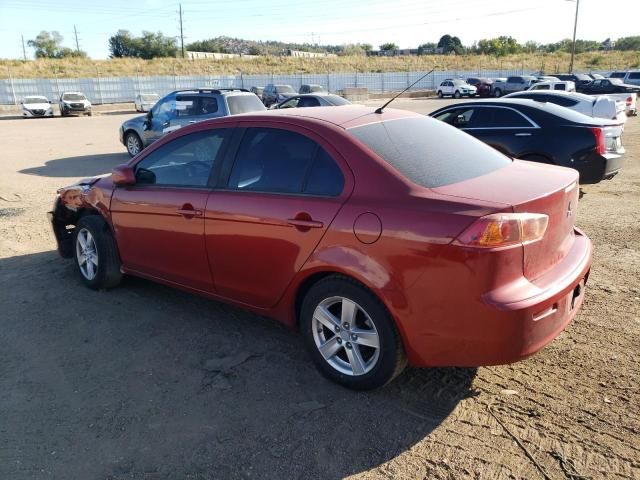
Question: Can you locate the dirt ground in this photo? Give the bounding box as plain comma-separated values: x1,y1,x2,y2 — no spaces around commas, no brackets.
0,100,638,480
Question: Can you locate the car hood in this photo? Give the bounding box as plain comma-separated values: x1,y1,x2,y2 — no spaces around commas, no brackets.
122,114,147,128
23,103,50,109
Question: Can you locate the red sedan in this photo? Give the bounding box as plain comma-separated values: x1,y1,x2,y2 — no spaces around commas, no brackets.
50,105,592,390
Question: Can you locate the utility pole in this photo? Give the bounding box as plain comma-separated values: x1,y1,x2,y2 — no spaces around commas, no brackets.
179,3,185,58
74,25,80,54
569,0,580,73
21,34,27,61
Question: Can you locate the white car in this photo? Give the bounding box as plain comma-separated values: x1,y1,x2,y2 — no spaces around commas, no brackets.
134,93,160,112
58,92,92,116
21,96,53,118
504,90,626,122
437,79,477,98
528,80,576,92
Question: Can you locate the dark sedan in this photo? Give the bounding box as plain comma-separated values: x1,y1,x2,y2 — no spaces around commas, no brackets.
271,93,351,109
466,77,493,97
577,78,640,95
430,99,624,184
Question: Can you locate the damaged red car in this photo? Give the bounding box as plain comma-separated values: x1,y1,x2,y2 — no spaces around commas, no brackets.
49,106,592,390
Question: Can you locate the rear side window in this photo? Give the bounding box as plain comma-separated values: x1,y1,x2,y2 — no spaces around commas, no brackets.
554,84,566,90
175,95,199,117
629,72,640,79
226,95,266,115
548,96,578,107
227,128,343,196
349,117,510,188
469,107,533,128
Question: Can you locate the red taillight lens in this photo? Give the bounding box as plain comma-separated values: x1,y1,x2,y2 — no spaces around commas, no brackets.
626,96,632,106
590,127,606,155
454,213,549,249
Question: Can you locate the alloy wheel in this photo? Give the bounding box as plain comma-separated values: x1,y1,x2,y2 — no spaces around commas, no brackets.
127,134,141,156
76,228,99,280
311,296,381,376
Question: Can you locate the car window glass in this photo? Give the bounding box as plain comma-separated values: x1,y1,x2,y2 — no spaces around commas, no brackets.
535,84,550,90
199,97,219,115
303,148,344,196
227,95,266,114
175,95,200,117
297,97,321,107
468,107,531,128
554,84,566,90
629,72,640,79
279,98,300,108
135,130,227,187
228,128,319,194
153,96,174,121
548,96,577,107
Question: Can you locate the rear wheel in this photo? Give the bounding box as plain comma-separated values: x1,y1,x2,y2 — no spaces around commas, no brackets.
73,215,122,290
125,132,142,157
300,276,406,390
454,90,461,99
494,88,503,97
437,90,443,98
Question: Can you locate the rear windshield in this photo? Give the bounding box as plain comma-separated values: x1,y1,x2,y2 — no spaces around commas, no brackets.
227,95,267,115
275,85,295,93
326,95,351,106
349,117,511,188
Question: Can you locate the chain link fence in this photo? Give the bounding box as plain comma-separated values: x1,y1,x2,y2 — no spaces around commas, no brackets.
0,69,614,105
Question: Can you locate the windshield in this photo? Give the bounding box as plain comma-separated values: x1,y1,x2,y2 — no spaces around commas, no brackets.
141,94,159,102
326,95,351,106
63,93,86,101
227,95,267,115
349,117,510,188
275,85,295,93
24,97,48,104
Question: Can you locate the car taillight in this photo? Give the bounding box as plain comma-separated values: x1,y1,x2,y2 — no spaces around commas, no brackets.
590,127,606,155
626,96,632,106
453,213,548,249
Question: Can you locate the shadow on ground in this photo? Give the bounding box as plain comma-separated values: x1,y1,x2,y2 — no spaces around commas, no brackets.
0,251,477,480
19,152,129,178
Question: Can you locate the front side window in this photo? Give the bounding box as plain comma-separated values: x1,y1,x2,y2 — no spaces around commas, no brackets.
296,97,321,108
278,98,300,109
174,95,200,117
227,128,342,196
135,130,227,187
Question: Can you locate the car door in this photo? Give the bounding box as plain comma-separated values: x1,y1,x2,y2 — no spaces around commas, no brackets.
111,128,231,292
143,93,176,145
463,106,539,157
204,125,350,308
166,94,205,133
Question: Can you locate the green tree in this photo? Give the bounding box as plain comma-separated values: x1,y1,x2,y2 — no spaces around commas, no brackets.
340,44,366,56
476,36,521,56
417,42,437,55
379,43,399,51
27,31,68,58
108,30,177,59
523,41,540,53
108,30,139,58
437,34,464,54
615,36,640,50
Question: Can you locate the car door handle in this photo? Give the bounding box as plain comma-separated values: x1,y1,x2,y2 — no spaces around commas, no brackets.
177,204,202,218
188,120,198,124
514,132,532,136
287,218,323,229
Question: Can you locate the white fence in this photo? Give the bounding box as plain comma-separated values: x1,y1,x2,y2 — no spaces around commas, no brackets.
0,69,610,105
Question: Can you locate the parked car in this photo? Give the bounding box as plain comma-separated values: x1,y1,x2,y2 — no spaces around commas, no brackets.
21,95,53,118
58,92,92,116
271,93,351,109
528,80,576,92
49,105,592,390
490,77,507,96
134,93,160,113
119,88,266,157
250,86,264,99
262,84,296,106
578,78,640,95
429,99,625,184
299,84,326,94
608,70,640,86
492,76,538,97
466,77,493,97
612,93,638,116
554,73,594,88
504,90,626,122
436,79,477,98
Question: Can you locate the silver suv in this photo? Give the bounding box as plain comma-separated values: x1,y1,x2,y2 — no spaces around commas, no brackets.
119,88,266,157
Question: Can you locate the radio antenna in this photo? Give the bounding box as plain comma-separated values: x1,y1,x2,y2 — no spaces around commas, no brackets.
375,66,439,114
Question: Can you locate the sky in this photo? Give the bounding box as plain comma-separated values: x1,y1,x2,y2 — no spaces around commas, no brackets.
0,0,637,59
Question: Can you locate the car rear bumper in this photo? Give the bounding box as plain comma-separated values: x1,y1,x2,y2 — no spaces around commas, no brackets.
573,151,624,184
403,229,592,367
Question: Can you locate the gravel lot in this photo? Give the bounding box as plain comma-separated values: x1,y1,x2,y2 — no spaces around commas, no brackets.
1,99,639,480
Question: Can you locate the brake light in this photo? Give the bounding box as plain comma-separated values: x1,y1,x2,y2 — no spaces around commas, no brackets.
590,127,606,155
454,213,548,248
626,96,632,106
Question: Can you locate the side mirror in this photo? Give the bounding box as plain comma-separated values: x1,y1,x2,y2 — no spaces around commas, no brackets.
112,164,136,186
146,110,153,120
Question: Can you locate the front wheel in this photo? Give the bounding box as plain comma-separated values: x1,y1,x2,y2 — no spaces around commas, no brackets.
494,88,502,97
125,132,142,157
454,90,461,99
300,276,407,390
437,90,443,98
73,215,122,290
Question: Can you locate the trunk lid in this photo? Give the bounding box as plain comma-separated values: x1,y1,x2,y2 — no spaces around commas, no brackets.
433,160,579,280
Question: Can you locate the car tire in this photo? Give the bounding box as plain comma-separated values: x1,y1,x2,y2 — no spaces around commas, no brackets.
125,132,143,157
300,275,407,390
437,90,443,98
87,111,92,117
454,90,461,99
73,215,122,290
494,88,502,97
